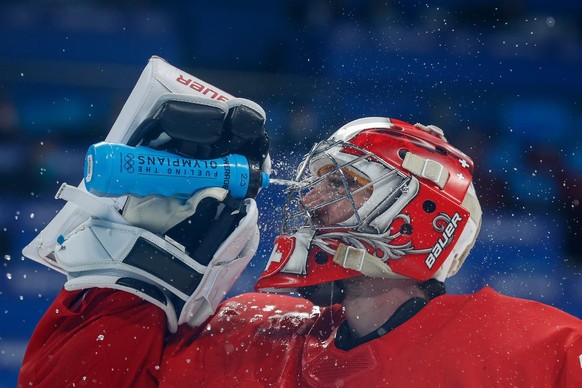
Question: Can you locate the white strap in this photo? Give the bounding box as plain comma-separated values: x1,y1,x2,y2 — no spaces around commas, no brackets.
332,243,405,279
402,152,449,189
56,183,128,225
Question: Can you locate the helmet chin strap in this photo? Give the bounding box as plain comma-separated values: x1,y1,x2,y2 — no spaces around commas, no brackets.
333,243,408,279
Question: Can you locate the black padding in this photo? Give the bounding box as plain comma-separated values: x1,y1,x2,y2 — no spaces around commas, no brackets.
225,104,266,140
123,237,204,296
116,277,168,305
127,115,162,147
250,132,270,162
166,195,245,266
165,196,221,256
210,104,269,162
192,196,245,266
128,99,269,168
160,100,226,144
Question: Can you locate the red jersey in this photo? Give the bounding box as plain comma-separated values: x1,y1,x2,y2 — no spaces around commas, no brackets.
18,288,167,387
20,287,582,387
161,287,582,387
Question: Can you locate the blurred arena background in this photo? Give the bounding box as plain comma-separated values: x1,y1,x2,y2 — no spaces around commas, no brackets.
1,1,581,385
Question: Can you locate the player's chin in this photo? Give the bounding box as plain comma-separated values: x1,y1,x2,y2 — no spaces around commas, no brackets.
298,282,346,306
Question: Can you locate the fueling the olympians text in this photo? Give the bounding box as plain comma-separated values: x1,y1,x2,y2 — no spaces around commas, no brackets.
135,153,221,180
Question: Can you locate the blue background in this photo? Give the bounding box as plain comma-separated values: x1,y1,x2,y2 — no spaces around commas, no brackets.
1,1,581,386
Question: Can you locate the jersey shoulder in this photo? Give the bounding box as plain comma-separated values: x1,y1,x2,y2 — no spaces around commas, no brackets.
462,286,582,326
426,286,582,347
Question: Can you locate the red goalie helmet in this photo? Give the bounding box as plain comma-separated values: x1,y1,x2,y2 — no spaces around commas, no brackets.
255,117,482,293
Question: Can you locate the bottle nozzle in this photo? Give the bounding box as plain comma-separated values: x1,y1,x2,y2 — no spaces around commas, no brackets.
260,172,270,189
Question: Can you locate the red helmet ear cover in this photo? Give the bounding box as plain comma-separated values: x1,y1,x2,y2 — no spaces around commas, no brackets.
384,183,471,281
255,235,361,291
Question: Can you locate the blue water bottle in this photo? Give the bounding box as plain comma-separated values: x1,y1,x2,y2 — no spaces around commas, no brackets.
84,142,269,199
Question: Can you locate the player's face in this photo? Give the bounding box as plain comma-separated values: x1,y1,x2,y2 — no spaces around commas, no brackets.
302,165,373,226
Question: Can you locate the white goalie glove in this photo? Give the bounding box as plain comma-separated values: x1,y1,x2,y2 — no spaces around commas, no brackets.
56,190,259,332
22,56,270,332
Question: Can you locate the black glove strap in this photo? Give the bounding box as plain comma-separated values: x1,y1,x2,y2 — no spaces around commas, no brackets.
192,195,246,266
163,194,245,267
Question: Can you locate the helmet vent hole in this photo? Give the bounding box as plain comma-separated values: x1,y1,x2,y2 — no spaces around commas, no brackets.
423,200,437,213
435,146,448,155
398,149,409,159
314,251,328,265
400,223,413,235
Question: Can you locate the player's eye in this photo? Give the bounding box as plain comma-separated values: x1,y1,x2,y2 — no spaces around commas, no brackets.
327,176,343,189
